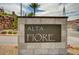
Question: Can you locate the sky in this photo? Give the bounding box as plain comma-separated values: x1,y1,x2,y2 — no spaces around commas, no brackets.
0,3,79,21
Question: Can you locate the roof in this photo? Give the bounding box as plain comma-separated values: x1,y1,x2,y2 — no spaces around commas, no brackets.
67,19,79,25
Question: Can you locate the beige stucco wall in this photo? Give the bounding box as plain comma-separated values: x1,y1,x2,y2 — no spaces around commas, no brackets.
18,17,67,55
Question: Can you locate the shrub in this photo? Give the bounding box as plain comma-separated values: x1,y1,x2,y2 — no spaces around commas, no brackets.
8,31,12,34
1,31,7,34
13,32,17,34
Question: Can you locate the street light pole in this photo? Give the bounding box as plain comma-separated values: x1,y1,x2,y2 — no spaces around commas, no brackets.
58,3,66,16
20,3,22,16
63,4,66,16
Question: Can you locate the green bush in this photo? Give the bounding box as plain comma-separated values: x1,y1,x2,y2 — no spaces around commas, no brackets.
13,32,17,34
1,31,7,34
8,31,12,34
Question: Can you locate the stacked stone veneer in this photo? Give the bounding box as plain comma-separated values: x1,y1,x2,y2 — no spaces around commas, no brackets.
0,16,13,30
18,16,67,55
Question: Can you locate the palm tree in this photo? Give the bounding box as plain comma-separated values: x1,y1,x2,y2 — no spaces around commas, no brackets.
29,3,40,16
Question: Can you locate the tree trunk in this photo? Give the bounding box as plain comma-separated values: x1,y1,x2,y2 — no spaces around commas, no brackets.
34,8,36,16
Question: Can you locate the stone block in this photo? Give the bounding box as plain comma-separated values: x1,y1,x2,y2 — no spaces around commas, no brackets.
26,18,41,24
19,49,34,55
34,49,48,55
58,48,67,55
41,18,56,24
48,48,59,55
